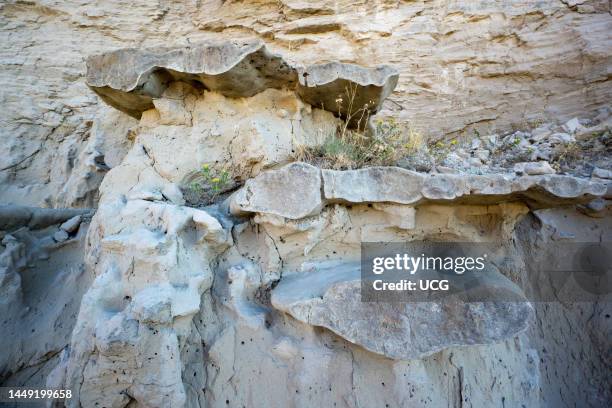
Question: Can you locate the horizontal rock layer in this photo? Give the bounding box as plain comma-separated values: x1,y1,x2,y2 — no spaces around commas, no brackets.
231,163,607,219
86,39,398,120
0,204,92,230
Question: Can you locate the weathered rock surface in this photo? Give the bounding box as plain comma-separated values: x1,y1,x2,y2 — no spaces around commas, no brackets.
231,162,323,219
324,167,606,207
296,62,399,123
1,220,92,386
86,40,297,118
271,262,533,360
322,167,425,204
231,163,607,216
86,40,398,120
2,0,611,207
0,204,91,230
2,2,611,406
64,198,231,407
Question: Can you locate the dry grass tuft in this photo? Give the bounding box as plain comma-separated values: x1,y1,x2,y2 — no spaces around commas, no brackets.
291,82,426,169
291,119,424,170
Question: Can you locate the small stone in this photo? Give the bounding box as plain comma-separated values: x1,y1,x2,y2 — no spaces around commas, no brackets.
586,198,607,212
563,118,584,134
53,229,69,242
592,168,612,180
473,149,490,161
530,126,552,142
60,215,82,233
503,133,528,149
442,152,463,168
470,138,481,150
534,147,552,161
486,134,498,147
514,161,555,175
549,133,575,144
435,166,459,174
468,157,483,167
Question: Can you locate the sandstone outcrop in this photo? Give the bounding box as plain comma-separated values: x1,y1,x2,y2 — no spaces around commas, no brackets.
230,164,606,217
231,162,323,219
1,3,611,406
2,1,611,207
1,212,91,387
86,39,398,122
0,204,91,230
271,262,533,360
64,200,230,407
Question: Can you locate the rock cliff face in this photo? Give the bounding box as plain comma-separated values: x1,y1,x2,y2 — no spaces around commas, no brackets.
1,3,611,408
1,0,611,206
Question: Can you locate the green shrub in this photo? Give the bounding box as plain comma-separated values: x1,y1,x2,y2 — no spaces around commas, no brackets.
188,164,232,205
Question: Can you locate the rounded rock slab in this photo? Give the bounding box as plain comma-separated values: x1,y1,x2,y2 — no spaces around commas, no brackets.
230,162,323,220
85,39,399,121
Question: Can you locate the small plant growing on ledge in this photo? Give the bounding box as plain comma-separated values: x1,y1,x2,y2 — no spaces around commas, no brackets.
292,83,424,170
292,119,421,170
186,164,233,206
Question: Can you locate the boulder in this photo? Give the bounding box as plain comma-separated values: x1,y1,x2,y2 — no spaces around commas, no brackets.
230,162,323,219
271,263,533,360
60,215,82,234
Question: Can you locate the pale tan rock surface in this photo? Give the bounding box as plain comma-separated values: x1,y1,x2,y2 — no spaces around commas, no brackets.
230,163,607,214
1,0,611,206
85,40,398,122
1,2,611,407
271,262,533,360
